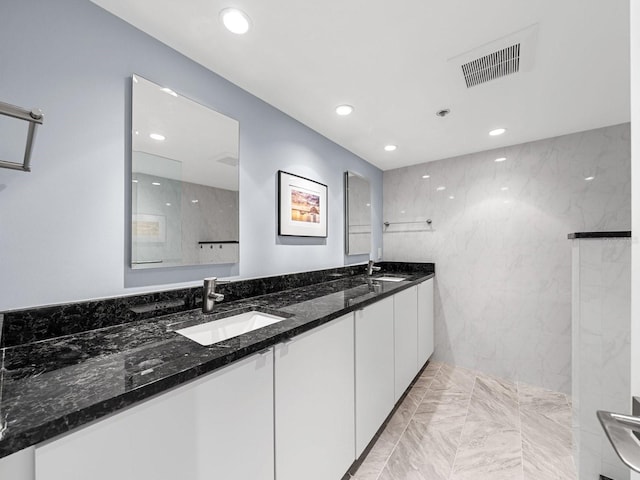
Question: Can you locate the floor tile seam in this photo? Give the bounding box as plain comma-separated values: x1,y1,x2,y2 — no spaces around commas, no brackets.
447,372,478,480
372,362,443,480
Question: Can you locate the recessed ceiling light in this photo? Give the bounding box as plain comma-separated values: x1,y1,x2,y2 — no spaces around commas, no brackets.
335,104,354,116
165,203,171,206
489,128,507,136
585,176,595,181
150,133,165,141
422,175,430,179
191,199,199,204
449,195,455,200
384,145,397,152
152,182,161,186
366,203,371,207
436,186,446,191
220,8,251,34
161,87,177,97
495,157,507,163
501,186,509,191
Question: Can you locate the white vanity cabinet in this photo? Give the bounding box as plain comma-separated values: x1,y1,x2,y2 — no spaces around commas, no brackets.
0,447,35,480
354,296,395,457
274,313,355,480
35,350,274,480
393,285,419,401
417,277,434,366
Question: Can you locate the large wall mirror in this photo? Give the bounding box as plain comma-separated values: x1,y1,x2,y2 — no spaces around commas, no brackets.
344,171,371,255
131,74,239,269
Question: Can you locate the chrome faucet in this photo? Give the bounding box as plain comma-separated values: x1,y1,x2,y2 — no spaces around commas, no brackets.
367,260,381,276
203,277,225,314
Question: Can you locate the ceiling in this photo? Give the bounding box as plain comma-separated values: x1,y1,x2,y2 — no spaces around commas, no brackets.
91,0,630,171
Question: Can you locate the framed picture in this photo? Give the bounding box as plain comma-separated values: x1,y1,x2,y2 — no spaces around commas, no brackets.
278,170,328,237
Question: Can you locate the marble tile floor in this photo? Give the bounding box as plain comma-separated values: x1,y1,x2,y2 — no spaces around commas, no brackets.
352,362,576,480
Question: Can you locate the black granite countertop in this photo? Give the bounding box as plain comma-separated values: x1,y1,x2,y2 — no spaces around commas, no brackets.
0,269,434,459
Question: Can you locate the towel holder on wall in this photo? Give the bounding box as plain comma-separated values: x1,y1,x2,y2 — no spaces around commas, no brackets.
0,100,44,172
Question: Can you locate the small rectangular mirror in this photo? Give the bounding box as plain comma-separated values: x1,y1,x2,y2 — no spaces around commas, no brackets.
131,75,239,268
344,171,371,255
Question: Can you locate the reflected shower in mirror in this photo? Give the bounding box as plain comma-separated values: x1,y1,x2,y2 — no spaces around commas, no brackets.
131,74,239,268
344,171,371,255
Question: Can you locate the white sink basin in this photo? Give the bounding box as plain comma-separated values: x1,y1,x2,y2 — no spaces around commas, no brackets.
175,311,286,346
374,276,406,282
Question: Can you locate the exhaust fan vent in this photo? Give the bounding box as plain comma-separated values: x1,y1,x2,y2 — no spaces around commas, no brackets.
461,43,520,88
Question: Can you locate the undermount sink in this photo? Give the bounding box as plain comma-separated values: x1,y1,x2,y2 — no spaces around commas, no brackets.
374,276,406,282
175,311,286,346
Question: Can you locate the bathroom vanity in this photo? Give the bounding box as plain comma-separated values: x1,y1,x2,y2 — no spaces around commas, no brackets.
0,263,434,480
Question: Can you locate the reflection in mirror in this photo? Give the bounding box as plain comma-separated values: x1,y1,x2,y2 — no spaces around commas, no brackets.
345,171,371,255
131,75,239,268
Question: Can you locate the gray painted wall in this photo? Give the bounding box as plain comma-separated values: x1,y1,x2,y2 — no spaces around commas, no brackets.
0,0,382,310
383,124,631,393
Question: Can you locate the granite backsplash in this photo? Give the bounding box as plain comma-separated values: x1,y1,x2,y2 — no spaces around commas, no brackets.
1,262,434,348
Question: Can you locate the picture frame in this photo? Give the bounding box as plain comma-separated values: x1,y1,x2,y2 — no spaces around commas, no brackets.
278,170,328,237
132,213,166,243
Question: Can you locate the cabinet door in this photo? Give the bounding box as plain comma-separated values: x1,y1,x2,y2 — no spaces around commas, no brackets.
35,350,274,480
275,314,355,480
417,278,435,367
354,297,395,457
394,286,418,401
0,447,35,480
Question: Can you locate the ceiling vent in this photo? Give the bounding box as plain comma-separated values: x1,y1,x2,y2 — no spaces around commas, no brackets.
461,44,520,88
447,24,538,90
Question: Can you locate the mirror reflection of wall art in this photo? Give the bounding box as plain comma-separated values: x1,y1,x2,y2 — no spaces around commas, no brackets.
278,170,327,237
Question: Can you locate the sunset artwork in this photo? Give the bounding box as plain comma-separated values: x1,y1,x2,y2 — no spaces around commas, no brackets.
290,188,320,223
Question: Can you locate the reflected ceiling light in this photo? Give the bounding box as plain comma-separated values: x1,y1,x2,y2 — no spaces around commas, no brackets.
436,186,446,191
501,186,509,191
422,174,430,179
165,203,171,206
489,128,507,136
220,8,251,34
384,144,397,152
494,157,506,162
161,87,177,97
335,104,354,116
152,182,161,186
449,195,455,200
132,179,138,183
585,176,595,181
366,203,371,207
149,133,165,141
134,130,139,135
191,199,199,204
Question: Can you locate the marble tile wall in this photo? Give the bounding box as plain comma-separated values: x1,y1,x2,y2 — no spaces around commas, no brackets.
572,238,631,480
383,123,631,393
